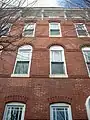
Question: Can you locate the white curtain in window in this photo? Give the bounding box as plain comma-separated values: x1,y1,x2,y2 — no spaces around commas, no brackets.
17,49,31,61
51,50,62,62
50,23,59,29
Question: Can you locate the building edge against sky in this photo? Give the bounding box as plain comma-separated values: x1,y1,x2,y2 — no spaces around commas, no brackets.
0,7,90,120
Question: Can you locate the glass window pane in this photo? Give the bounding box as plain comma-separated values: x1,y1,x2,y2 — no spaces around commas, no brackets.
14,61,29,74
87,63,90,73
57,110,65,120
50,30,60,35
24,30,33,36
77,30,87,36
84,51,90,62
51,62,65,74
76,24,85,30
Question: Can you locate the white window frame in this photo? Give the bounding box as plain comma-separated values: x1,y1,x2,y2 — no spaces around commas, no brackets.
85,96,90,120
11,45,33,77
22,23,36,37
49,22,62,37
49,46,68,78
50,103,72,120
74,23,89,37
3,102,26,120
82,47,90,77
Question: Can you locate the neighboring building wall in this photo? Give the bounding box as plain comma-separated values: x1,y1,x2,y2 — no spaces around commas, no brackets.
0,8,90,120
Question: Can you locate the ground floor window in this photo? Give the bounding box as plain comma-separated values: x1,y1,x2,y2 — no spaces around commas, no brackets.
50,103,72,120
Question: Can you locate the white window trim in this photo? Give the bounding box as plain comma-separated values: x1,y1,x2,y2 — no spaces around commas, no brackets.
74,23,90,37
82,47,90,77
85,96,90,120
3,102,26,120
49,22,62,37
50,103,72,120
22,23,36,37
11,45,33,77
49,46,68,78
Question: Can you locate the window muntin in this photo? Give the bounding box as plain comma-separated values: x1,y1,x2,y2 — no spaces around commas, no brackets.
3,103,25,120
50,46,68,77
12,45,32,77
82,47,90,76
75,23,89,37
50,103,72,120
49,22,61,37
23,23,36,37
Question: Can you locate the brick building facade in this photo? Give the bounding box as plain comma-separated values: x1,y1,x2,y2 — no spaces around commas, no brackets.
0,7,90,120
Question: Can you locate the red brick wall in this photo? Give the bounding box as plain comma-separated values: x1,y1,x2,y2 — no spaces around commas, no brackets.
0,19,90,120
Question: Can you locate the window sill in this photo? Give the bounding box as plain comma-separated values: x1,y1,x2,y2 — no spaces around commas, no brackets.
23,35,34,37
49,35,62,37
49,74,68,78
11,74,29,77
78,35,90,37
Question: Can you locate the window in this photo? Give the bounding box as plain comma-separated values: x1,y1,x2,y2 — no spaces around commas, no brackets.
23,23,36,37
75,23,89,37
85,96,90,120
1,23,12,37
3,102,26,120
49,22,61,37
0,45,3,54
50,103,72,120
82,47,90,77
11,45,33,77
50,46,68,78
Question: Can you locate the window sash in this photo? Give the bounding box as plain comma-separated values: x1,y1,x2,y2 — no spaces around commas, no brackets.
17,49,31,61
77,30,88,36
14,61,29,74
4,105,24,120
87,62,90,73
76,24,85,30
52,106,69,120
50,23,60,29
51,50,63,62
24,29,34,36
83,51,90,62
51,62,65,74
50,29,60,35
24,24,34,30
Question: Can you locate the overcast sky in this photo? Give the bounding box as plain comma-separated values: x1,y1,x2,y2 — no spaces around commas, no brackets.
27,0,87,8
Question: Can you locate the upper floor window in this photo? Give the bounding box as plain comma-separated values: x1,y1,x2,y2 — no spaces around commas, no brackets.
3,102,26,120
50,103,72,120
1,23,12,37
75,23,89,37
85,96,90,120
11,45,33,77
0,45,3,54
49,22,62,37
49,46,68,78
23,23,36,37
82,47,90,77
